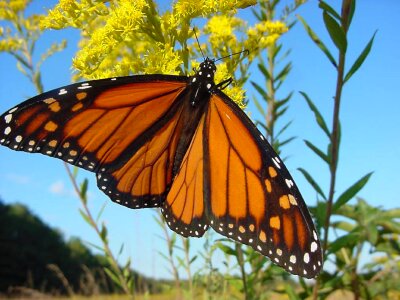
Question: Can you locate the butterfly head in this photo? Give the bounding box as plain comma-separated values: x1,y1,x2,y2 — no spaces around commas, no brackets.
194,57,217,83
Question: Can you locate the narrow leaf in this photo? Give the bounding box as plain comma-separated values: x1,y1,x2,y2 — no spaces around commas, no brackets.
300,91,330,138
344,31,376,83
319,1,341,21
79,209,93,227
251,96,266,117
298,168,327,200
80,179,88,203
251,81,268,101
257,62,271,80
275,62,292,83
348,0,356,27
278,136,295,147
96,201,107,223
216,243,237,256
100,223,108,242
104,267,122,288
328,232,360,254
323,11,347,52
276,120,293,138
298,15,337,68
304,140,330,164
285,283,302,300
333,172,373,212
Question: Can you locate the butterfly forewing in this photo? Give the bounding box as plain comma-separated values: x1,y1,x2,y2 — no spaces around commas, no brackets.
0,75,188,209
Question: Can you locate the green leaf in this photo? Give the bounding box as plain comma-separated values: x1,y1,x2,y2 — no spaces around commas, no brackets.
275,62,292,83
79,209,93,227
271,43,282,61
328,232,360,254
278,136,295,148
96,201,107,223
100,223,108,242
300,91,331,138
251,81,268,102
189,255,197,264
276,120,293,138
86,241,104,252
298,168,327,200
257,62,271,80
367,223,378,244
275,92,293,110
80,179,88,203
348,0,356,27
304,140,330,164
275,106,288,119
104,267,122,288
323,11,347,52
285,283,302,300
344,31,376,83
319,1,341,21
298,15,337,68
251,96,266,117
216,243,237,256
333,172,373,212
72,166,79,178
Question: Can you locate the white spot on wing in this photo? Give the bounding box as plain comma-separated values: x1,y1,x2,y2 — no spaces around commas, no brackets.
290,255,296,264
9,107,18,113
285,179,294,188
15,135,22,142
4,114,12,123
58,88,67,95
272,157,281,169
311,241,318,252
304,253,310,263
4,127,11,135
206,83,211,89
78,83,92,90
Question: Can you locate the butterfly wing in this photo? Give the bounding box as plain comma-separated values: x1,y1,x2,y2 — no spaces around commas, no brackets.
0,75,189,208
202,91,322,278
162,114,208,237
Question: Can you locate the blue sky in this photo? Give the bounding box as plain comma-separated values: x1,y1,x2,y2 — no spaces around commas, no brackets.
0,1,399,279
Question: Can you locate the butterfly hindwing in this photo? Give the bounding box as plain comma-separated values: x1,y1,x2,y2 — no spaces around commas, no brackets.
203,92,322,278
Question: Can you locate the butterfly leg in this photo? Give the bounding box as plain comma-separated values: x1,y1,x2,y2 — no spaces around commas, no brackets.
215,78,233,91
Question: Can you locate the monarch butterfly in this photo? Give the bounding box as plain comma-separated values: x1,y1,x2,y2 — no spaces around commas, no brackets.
0,56,322,278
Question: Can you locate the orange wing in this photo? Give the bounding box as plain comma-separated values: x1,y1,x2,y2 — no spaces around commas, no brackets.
202,92,322,278
162,115,208,237
0,75,188,208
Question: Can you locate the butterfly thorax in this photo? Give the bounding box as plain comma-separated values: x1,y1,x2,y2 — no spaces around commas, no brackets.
188,57,216,107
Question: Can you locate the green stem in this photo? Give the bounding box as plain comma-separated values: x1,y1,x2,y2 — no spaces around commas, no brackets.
64,165,132,296
236,244,248,300
314,1,353,298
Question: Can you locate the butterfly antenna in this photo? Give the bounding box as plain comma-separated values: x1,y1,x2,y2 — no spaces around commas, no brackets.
215,49,250,62
193,28,205,59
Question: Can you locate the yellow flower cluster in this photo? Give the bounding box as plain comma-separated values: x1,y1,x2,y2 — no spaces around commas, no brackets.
71,0,148,76
143,43,183,75
204,15,244,53
246,20,288,53
39,0,109,29
173,0,256,20
214,62,246,108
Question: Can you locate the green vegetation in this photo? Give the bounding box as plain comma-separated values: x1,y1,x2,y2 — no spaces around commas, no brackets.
0,0,399,299
0,200,169,296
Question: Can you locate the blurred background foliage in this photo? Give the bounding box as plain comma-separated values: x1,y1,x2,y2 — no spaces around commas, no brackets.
0,0,399,299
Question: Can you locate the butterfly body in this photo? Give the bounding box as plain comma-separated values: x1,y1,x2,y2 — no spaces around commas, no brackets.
0,57,323,278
